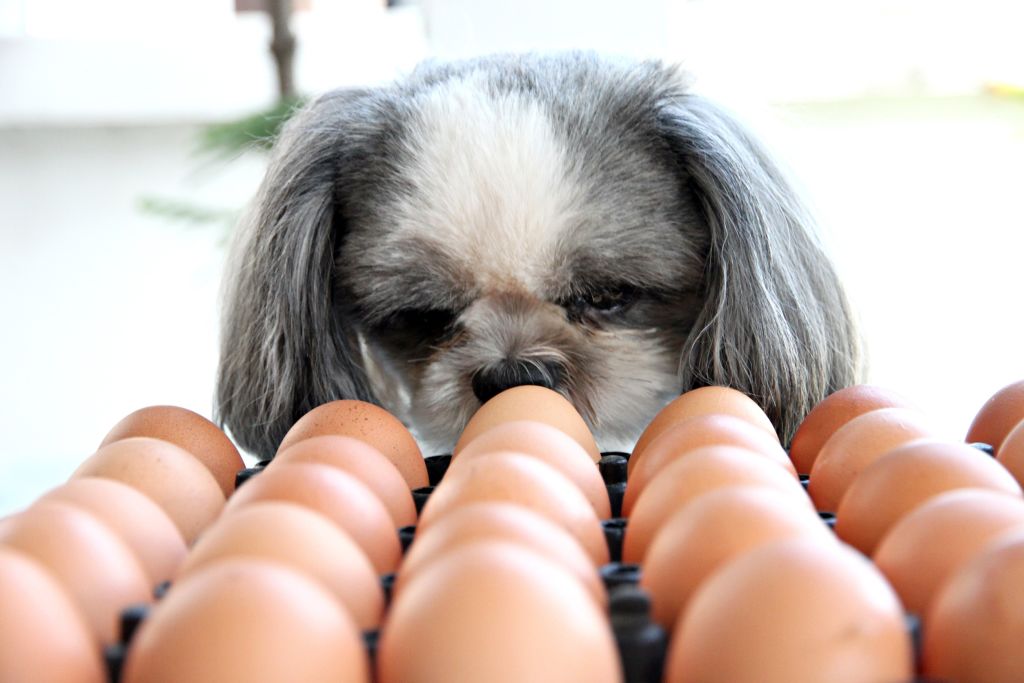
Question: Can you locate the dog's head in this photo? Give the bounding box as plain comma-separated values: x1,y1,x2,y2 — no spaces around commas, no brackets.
216,53,863,457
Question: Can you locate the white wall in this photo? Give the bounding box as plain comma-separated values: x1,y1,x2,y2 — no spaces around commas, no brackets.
0,0,428,125
419,0,674,60
668,0,1024,102
0,124,263,512
415,0,1023,101
3,0,1022,127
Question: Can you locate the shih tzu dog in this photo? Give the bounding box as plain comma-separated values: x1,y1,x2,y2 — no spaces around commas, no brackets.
215,52,863,458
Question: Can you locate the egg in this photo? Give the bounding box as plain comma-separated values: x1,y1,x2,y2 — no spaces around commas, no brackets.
640,486,832,631
453,386,601,462
176,501,383,629
277,399,428,489
394,502,604,606
996,419,1024,488
222,462,401,574
100,405,244,497
273,435,417,527
807,407,935,512
872,488,1024,616
0,548,106,683
923,529,1024,683
628,386,777,477
622,445,811,564
418,452,608,565
36,477,187,586
665,538,912,683
122,559,369,683
835,439,1023,555
72,436,225,544
450,420,610,517
622,413,795,516
789,384,910,474
0,502,151,645
378,541,621,683
966,379,1024,452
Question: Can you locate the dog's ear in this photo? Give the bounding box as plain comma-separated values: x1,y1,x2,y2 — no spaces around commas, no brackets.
215,90,379,457
659,94,864,445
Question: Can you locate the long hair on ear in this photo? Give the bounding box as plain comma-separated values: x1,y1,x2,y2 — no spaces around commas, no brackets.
215,91,378,457
660,94,864,445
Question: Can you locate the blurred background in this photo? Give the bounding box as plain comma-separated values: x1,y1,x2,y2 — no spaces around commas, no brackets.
1,0,1022,514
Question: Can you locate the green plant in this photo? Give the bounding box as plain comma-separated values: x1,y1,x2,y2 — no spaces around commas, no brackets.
199,95,307,157
139,96,306,233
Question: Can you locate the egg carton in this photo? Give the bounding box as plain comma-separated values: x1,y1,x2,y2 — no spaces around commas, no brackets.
104,449,973,683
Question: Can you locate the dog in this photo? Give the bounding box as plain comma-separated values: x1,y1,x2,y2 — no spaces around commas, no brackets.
215,52,863,458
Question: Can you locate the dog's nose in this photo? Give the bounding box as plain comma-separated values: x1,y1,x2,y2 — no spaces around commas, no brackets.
471,360,562,404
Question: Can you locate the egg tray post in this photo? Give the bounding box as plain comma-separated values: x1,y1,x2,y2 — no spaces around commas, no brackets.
103,604,148,683
104,450,940,683
597,451,668,683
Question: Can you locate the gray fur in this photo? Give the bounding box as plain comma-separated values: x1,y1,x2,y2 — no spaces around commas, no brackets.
215,52,863,457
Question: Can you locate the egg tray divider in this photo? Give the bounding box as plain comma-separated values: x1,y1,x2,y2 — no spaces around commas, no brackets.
104,449,964,683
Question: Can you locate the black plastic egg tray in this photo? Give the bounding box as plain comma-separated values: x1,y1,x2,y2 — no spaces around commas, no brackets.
103,449,965,683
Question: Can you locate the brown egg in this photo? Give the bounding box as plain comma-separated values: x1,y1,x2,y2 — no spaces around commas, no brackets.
923,529,1024,683
789,384,910,474
273,435,417,527
622,414,795,516
72,437,225,544
454,386,601,461
123,560,369,683
665,539,912,683
177,502,383,629
629,386,777,477
276,400,427,489
966,379,1024,453
0,502,151,645
873,489,1024,616
418,452,608,566
641,487,832,631
36,477,187,586
378,541,621,683
835,440,1023,555
996,419,1024,488
622,446,811,564
222,462,401,574
0,548,106,683
450,420,610,517
394,502,604,606
100,405,244,497
808,407,935,512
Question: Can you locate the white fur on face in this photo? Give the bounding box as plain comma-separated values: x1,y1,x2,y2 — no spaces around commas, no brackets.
391,74,587,296
361,74,686,453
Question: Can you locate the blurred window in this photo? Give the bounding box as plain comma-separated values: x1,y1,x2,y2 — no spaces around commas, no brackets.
0,0,26,36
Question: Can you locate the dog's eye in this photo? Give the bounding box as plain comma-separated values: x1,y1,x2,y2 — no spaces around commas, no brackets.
566,285,638,319
378,307,458,339
586,289,632,312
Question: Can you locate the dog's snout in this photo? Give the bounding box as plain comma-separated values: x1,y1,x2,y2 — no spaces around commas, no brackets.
471,359,563,404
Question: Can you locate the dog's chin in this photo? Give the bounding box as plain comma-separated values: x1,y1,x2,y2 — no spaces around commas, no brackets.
406,379,680,455
367,349,683,456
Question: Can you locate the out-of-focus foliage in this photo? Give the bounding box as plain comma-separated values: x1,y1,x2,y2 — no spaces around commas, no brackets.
199,95,307,157
140,96,306,231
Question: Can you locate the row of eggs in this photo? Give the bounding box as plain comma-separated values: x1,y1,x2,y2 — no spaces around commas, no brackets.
0,388,617,683
2,380,1024,682
626,381,1024,683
